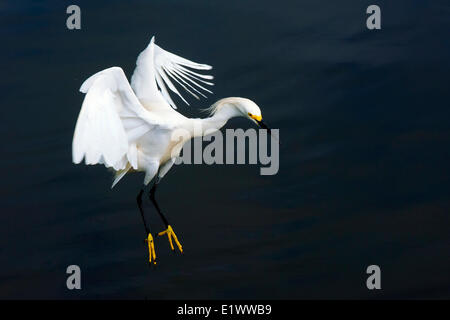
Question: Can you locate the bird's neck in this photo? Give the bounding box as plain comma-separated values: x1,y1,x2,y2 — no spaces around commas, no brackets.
190,104,241,138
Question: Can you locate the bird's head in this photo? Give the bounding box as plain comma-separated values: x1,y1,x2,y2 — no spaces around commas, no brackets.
207,97,272,135
238,98,272,135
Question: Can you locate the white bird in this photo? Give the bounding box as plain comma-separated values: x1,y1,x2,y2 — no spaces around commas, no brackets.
72,36,271,264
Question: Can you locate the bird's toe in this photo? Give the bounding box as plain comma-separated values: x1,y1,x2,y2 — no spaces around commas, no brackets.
158,225,183,253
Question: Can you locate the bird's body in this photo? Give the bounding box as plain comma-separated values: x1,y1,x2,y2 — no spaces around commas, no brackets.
72,36,270,264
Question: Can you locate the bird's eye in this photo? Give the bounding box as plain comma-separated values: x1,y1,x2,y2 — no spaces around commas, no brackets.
248,113,252,117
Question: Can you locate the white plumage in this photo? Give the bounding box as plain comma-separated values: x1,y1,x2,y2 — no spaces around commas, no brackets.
72,36,265,188
72,36,270,263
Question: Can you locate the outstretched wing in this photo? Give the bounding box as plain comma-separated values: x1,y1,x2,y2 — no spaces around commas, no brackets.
131,36,214,109
72,67,160,171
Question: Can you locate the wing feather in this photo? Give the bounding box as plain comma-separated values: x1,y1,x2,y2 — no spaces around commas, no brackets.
131,36,214,110
72,67,158,171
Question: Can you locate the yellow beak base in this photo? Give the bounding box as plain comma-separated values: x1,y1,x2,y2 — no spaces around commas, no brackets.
248,113,262,122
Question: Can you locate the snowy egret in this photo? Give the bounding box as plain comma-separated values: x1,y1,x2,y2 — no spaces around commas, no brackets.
72,36,271,264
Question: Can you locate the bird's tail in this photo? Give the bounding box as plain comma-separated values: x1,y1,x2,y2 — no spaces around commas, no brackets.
111,163,132,189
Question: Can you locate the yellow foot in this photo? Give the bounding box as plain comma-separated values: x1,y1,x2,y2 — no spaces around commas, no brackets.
158,225,183,253
144,233,157,265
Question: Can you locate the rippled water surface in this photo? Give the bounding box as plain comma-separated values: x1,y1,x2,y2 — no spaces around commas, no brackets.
0,0,449,298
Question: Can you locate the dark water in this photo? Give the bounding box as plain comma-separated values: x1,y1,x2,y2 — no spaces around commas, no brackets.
1,0,449,299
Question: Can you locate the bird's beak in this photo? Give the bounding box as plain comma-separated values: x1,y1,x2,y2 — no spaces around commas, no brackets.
249,113,278,142
256,119,272,137
249,113,272,136
259,119,280,144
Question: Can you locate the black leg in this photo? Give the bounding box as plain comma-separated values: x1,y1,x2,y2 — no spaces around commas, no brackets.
137,188,157,264
148,183,183,253
137,189,150,235
149,183,169,227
